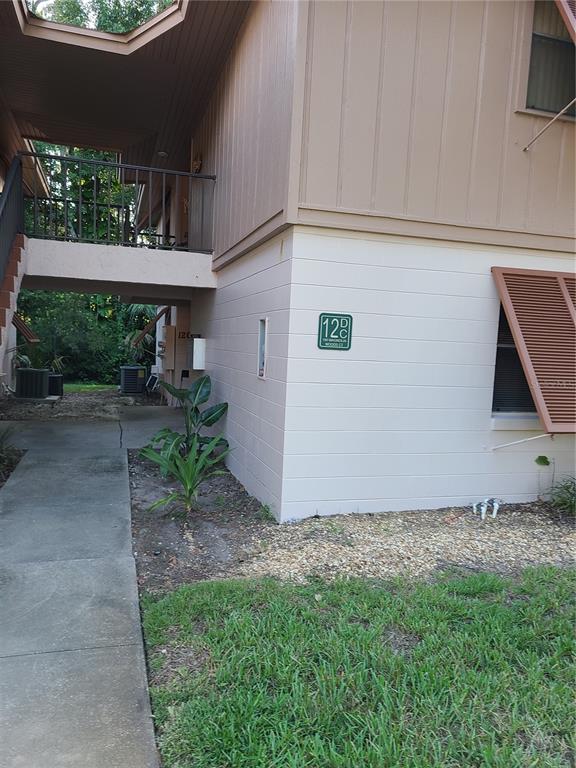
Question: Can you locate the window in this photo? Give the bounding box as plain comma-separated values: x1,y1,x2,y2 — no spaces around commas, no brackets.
491,266,576,433
257,318,268,378
492,307,537,413
526,1,575,116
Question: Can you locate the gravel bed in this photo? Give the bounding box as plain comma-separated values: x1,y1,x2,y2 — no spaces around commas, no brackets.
130,452,575,589
230,503,575,583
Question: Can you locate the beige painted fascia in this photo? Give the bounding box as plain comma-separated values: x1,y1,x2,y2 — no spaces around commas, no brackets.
295,206,576,254
212,211,290,271
12,0,189,55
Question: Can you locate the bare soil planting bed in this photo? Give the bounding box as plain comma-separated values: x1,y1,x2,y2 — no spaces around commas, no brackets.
0,388,158,421
129,451,575,591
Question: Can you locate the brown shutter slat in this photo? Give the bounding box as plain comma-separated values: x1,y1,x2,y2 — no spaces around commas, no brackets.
492,267,576,433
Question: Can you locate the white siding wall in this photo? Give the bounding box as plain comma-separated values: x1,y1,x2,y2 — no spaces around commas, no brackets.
280,228,575,521
205,233,293,517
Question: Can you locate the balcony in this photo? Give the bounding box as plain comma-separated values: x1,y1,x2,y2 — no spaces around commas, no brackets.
20,151,215,254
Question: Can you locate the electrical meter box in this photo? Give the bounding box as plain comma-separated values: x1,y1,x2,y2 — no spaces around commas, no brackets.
192,338,206,370
187,335,206,371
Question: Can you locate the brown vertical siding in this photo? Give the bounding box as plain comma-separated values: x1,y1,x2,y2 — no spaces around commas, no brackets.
193,1,298,263
298,0,575,244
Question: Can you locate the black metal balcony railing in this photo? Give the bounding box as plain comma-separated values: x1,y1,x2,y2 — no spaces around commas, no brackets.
0,157,24,286
20,151,215,253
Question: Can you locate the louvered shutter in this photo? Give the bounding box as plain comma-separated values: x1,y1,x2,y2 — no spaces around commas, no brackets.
491,267,576,433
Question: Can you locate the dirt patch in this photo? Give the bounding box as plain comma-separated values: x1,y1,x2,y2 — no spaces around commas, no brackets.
0,388,160,421
149,625,210,686
130,452,575,592
130,451,268,591
383,627,420,657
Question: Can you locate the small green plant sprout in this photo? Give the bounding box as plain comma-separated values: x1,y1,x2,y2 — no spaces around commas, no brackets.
549,476,576,517
152,375,228,455
140,434,230,514
257,503,276,522
535,455,551,466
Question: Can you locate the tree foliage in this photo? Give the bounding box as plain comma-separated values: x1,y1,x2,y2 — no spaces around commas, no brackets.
29,0,173,34
16,290,156,383
29,142,137,245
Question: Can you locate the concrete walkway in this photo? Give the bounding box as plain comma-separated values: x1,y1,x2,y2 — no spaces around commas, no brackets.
0,407,183,768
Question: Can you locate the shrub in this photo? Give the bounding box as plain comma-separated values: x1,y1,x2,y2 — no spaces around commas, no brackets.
549,476,576,517
140,434,229,514
151,375,228,455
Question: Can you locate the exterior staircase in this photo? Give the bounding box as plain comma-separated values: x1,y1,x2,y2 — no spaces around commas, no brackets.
0,156,26,389
0,234,27,384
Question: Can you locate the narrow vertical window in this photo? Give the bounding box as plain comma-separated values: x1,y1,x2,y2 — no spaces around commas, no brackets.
257,318,268,379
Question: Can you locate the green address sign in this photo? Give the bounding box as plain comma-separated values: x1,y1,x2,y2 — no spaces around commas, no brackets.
317,313,353,350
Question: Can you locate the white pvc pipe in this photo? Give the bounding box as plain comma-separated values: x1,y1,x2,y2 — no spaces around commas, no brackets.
490,433,552,451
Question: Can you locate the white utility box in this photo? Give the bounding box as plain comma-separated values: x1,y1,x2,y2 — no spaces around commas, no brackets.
192,337,206,370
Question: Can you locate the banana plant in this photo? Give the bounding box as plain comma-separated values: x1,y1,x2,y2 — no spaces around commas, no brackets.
151,375,228,455
141,434,229,513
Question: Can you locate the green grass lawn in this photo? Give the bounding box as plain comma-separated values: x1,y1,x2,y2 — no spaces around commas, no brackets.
143,567,575,768
63,382,117,393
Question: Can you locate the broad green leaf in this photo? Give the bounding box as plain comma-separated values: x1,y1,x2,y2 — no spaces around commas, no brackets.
189,375,211,407
199,402,228,427
149,427,180,444
199,435,229,451
158,380,191,403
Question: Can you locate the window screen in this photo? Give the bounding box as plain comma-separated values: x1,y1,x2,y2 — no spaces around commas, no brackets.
526,1,575,115
492,307,537,413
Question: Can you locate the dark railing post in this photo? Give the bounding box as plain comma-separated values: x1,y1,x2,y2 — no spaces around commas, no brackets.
148,169,152,243
161,171,166,246
106,168,111,244
78,160,82,241
63,160,68,238
92,167,97,243
134,168,139,245
175,174,180,246
187,176,192,251
16,156,23,233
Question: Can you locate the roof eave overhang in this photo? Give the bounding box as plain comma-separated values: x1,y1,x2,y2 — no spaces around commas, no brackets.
12,0,189,55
